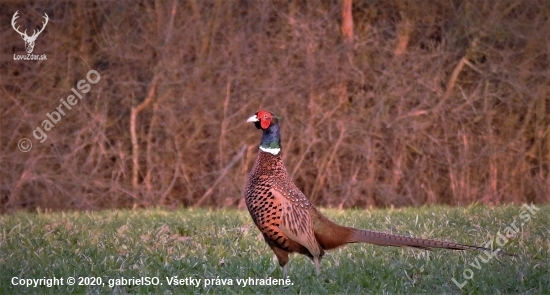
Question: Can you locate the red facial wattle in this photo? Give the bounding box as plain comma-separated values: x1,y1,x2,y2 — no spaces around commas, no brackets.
257,110,272,129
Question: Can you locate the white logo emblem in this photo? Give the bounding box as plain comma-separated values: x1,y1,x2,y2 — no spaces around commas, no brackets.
12,11,48,60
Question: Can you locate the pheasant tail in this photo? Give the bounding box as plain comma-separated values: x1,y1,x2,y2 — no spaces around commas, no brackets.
310,209,492,252
349,229,489,251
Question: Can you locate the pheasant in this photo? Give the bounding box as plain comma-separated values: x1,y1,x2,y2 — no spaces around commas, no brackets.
245,109,508,276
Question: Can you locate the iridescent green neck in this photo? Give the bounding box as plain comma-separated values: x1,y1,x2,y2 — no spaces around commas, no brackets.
259,123,281,155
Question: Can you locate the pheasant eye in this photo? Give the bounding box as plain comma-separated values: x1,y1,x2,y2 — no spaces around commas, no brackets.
257,110,272,122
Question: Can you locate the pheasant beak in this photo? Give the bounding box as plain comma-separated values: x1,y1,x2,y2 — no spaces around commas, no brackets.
246,115,259,123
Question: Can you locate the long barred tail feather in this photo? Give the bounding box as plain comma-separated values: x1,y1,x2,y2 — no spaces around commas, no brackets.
350,229,516,256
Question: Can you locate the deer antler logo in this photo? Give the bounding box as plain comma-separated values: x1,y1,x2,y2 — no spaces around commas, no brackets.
11,11,49,54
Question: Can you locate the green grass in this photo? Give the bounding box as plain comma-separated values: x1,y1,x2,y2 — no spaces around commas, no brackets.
1,204,548,294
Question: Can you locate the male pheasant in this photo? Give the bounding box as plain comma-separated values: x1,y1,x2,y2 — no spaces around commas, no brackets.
245,110,500,276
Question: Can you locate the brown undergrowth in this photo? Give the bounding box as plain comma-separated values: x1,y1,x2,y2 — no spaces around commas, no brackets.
1,0,548,212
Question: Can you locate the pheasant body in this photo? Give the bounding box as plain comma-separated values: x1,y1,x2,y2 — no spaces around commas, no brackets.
245,110,502,276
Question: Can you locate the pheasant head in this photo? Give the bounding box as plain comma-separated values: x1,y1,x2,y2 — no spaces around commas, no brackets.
247,110,282,155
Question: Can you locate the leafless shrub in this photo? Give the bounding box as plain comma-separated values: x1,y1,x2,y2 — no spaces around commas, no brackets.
1,0,548,212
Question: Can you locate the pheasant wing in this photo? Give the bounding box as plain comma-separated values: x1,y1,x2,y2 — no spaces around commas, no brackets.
270,187,321,258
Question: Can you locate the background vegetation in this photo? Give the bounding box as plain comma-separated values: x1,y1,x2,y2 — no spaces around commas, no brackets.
1,205,548,294
1,0,549,212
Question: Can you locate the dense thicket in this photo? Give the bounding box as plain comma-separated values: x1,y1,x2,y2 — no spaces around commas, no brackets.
1,0,548,212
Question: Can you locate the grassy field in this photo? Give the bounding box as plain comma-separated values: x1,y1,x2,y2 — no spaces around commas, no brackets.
1,204,548,294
